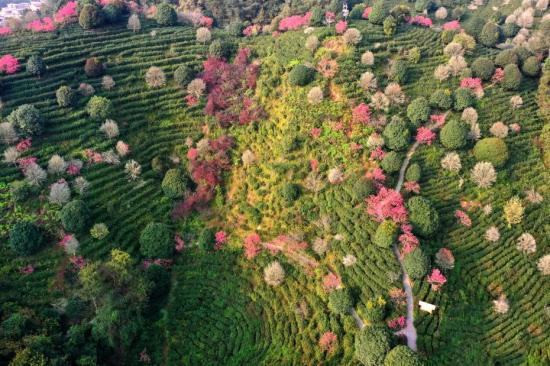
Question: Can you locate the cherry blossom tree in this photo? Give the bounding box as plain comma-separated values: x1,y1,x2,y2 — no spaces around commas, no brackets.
427,269,447,291
366,187,408,223
0,54,20,74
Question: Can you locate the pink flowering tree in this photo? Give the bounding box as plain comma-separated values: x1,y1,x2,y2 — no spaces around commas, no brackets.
323,272,342,291
362,7,372,19
214,230,227,250
319,331,338,353
492,68,504,84
0,54,20,74
16,138,32,152
352,103,371,125
26,17,55,32
335,20,348,34
370,147,386,161
366,187,408,223
416,127,436,145
455,209,472,227
399,224,419,254
387,316,406,329
279,12,312,31
460,77,483,98
0,27,13,36
404,181,420,194
243,233,261,259
430,114,446,128
427,268,447,291
366,167,386,182
325,12,335,25
409,16,433,27
442,20,461,31
174,234,185,252
54,1,78,24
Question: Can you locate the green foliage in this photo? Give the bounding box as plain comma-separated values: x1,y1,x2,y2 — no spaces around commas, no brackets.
103,4,122,23
383,117,410,151
352,177,374,202
440,118,468,150
197,228,216,250
441,29,458,44
26,55,45,76
349,4,366,20
383,16,397,37
84,57,103,77
139,222,172,258
407,97,430,127
79,4,103,29
453,87,475,111
471,57,495,81
370,1,388,25
522,56,541,77
381,151,403,173
502,23,519,38
479,22,500,47
408,47,421,64
407,196,439,237
227,21,243,37
288,64,315,86
495,49,518,67
90,223,109,240
174,64,192,88
310,6,323,26
9,221,43,256
373,220,398,248
355,325,391,366
9,180,31,202
502,64,522,90
162,169,188,199
328,288,353,315
7,104,43,137
384,345,424,366
429,89,452,110
60,200,90,233
514,46,532,64
280,183,301,203
9,349,47,366
208,39,234,59
473,137,508,168
463,16,485,40
86,96,112,121
56,85,76,107
405,163,421,182
365,296,387,323
403,248,429,279
388,60,408,83
156,3,176,26
390,5,411,22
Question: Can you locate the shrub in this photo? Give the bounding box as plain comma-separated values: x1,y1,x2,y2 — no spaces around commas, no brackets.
389,60,408,83
473,137,508,167
471,161,497,188
503,64,522,90
86,96,112,121
369,1,388,25
139,222,172,258
430,89,452,110
84,57,103,77
56,86,75,107
289,64,315,86
453,87,475,111
503,196,524,226
374,220,398,248
384,345,424,366
90,223,109,240
343,28,363,45
60,200,90,233
280,183,300,203
350,4,366,19
162,169,188,199
79,4,102,29
307,86,323,104
0,122,17,145
9,221,43,256
407,97,430,127
227,21,243,37
305,35,319,52
355,325,391,366
47,154,67,175
383,117,410,151
174,65,192,88
538,255,550,275
1,313,27,339
361,51,375,65
102,75,115,90
471,57,495,81
26,55,45,76
187,78,206,98
407,196,439,237
405,163,421,182
208,39,233,59
197,228,215,250
196,27,211,43
383,16,397,37
156,3,176,26
381,151,403,173
310,6,323,25
328,288,353,315
103,4,122,23
495,49,518,67
127,13,141,32
264,261,285,286
49,180,71,205
502,23,519,37
10,180,30,202
7,104,43,137
145,66,166,88
352,178,374,202
403,248,429,279
440,118,468,149
489,121,508,138
480,22,501,47
522,56,540,77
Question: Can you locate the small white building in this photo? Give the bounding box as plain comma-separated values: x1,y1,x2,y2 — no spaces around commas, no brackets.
419,301,437,314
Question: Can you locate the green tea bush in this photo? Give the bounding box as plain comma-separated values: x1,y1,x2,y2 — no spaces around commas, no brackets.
280,183,301,203
86,96,112,121
389,60,408,83
405,163,421,182
162,169,188,199
1,313,27,339
502,64,522,90
381,151,403,173
174,65,193,88
473,137,508,168
403,248,429,279
374,220,398,248
369,1,388,25
502,23,519,38
453,87,475,111
407,97,430,127
352,178,374,202
349,4,366,19
197,228,216,250
407,196,439,237
79,4,103,29
156,3,176,26
288,65,315,86
310,6,324,25
9,221,43,256
60,200,90,233
355,325,391,366
328,288,353,315
103,4,122,23
429,89,452,110
209,39,234,60
522,56,541,77
383,117,410,151
10,181,31,202
480,22,501,47
56,86,76,107
495,49,518,67
84,57,103,77
384,345,424,366
365,296,387,323
471,57,495,81
227,21,243,37
139,222,172,258
440,119,468,149
26,55,45,76
7,104,43,137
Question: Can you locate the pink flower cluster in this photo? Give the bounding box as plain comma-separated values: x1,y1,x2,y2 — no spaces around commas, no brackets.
352,103,371,125
279,12,312,31
66,163,81,175
427,268,447,291
0,27,12,36
409,16,433,27
492,68,504,84
366,187,408,223
442,20,461,31
366,167,386,182
510,123,521,133
17,156,37,171
335,20,348,34
460,78,483,98
243,233,261,259
388,316,406,329
323,272,342,291
399,224,419,254
175,234,185,252
455,209,472,227
430,114,446,128
0,54,20,74
404,181,420,194
85,149,103,164
214,230,227,250
200,16,213,28
325,12,335,24
310,127,321,138
362,7,372,19
416,127,436,145
243,24,261,37
69,255,86,270
310,159,319,172
54,1,78,23
185,95,198,107
370,146,386,161
59,234,73,249
26,17,55,32
16,138,32,152
319,331,337,353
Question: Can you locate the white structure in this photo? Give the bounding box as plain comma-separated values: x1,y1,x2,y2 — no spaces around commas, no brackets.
419,301,437,314
0,0,46,22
